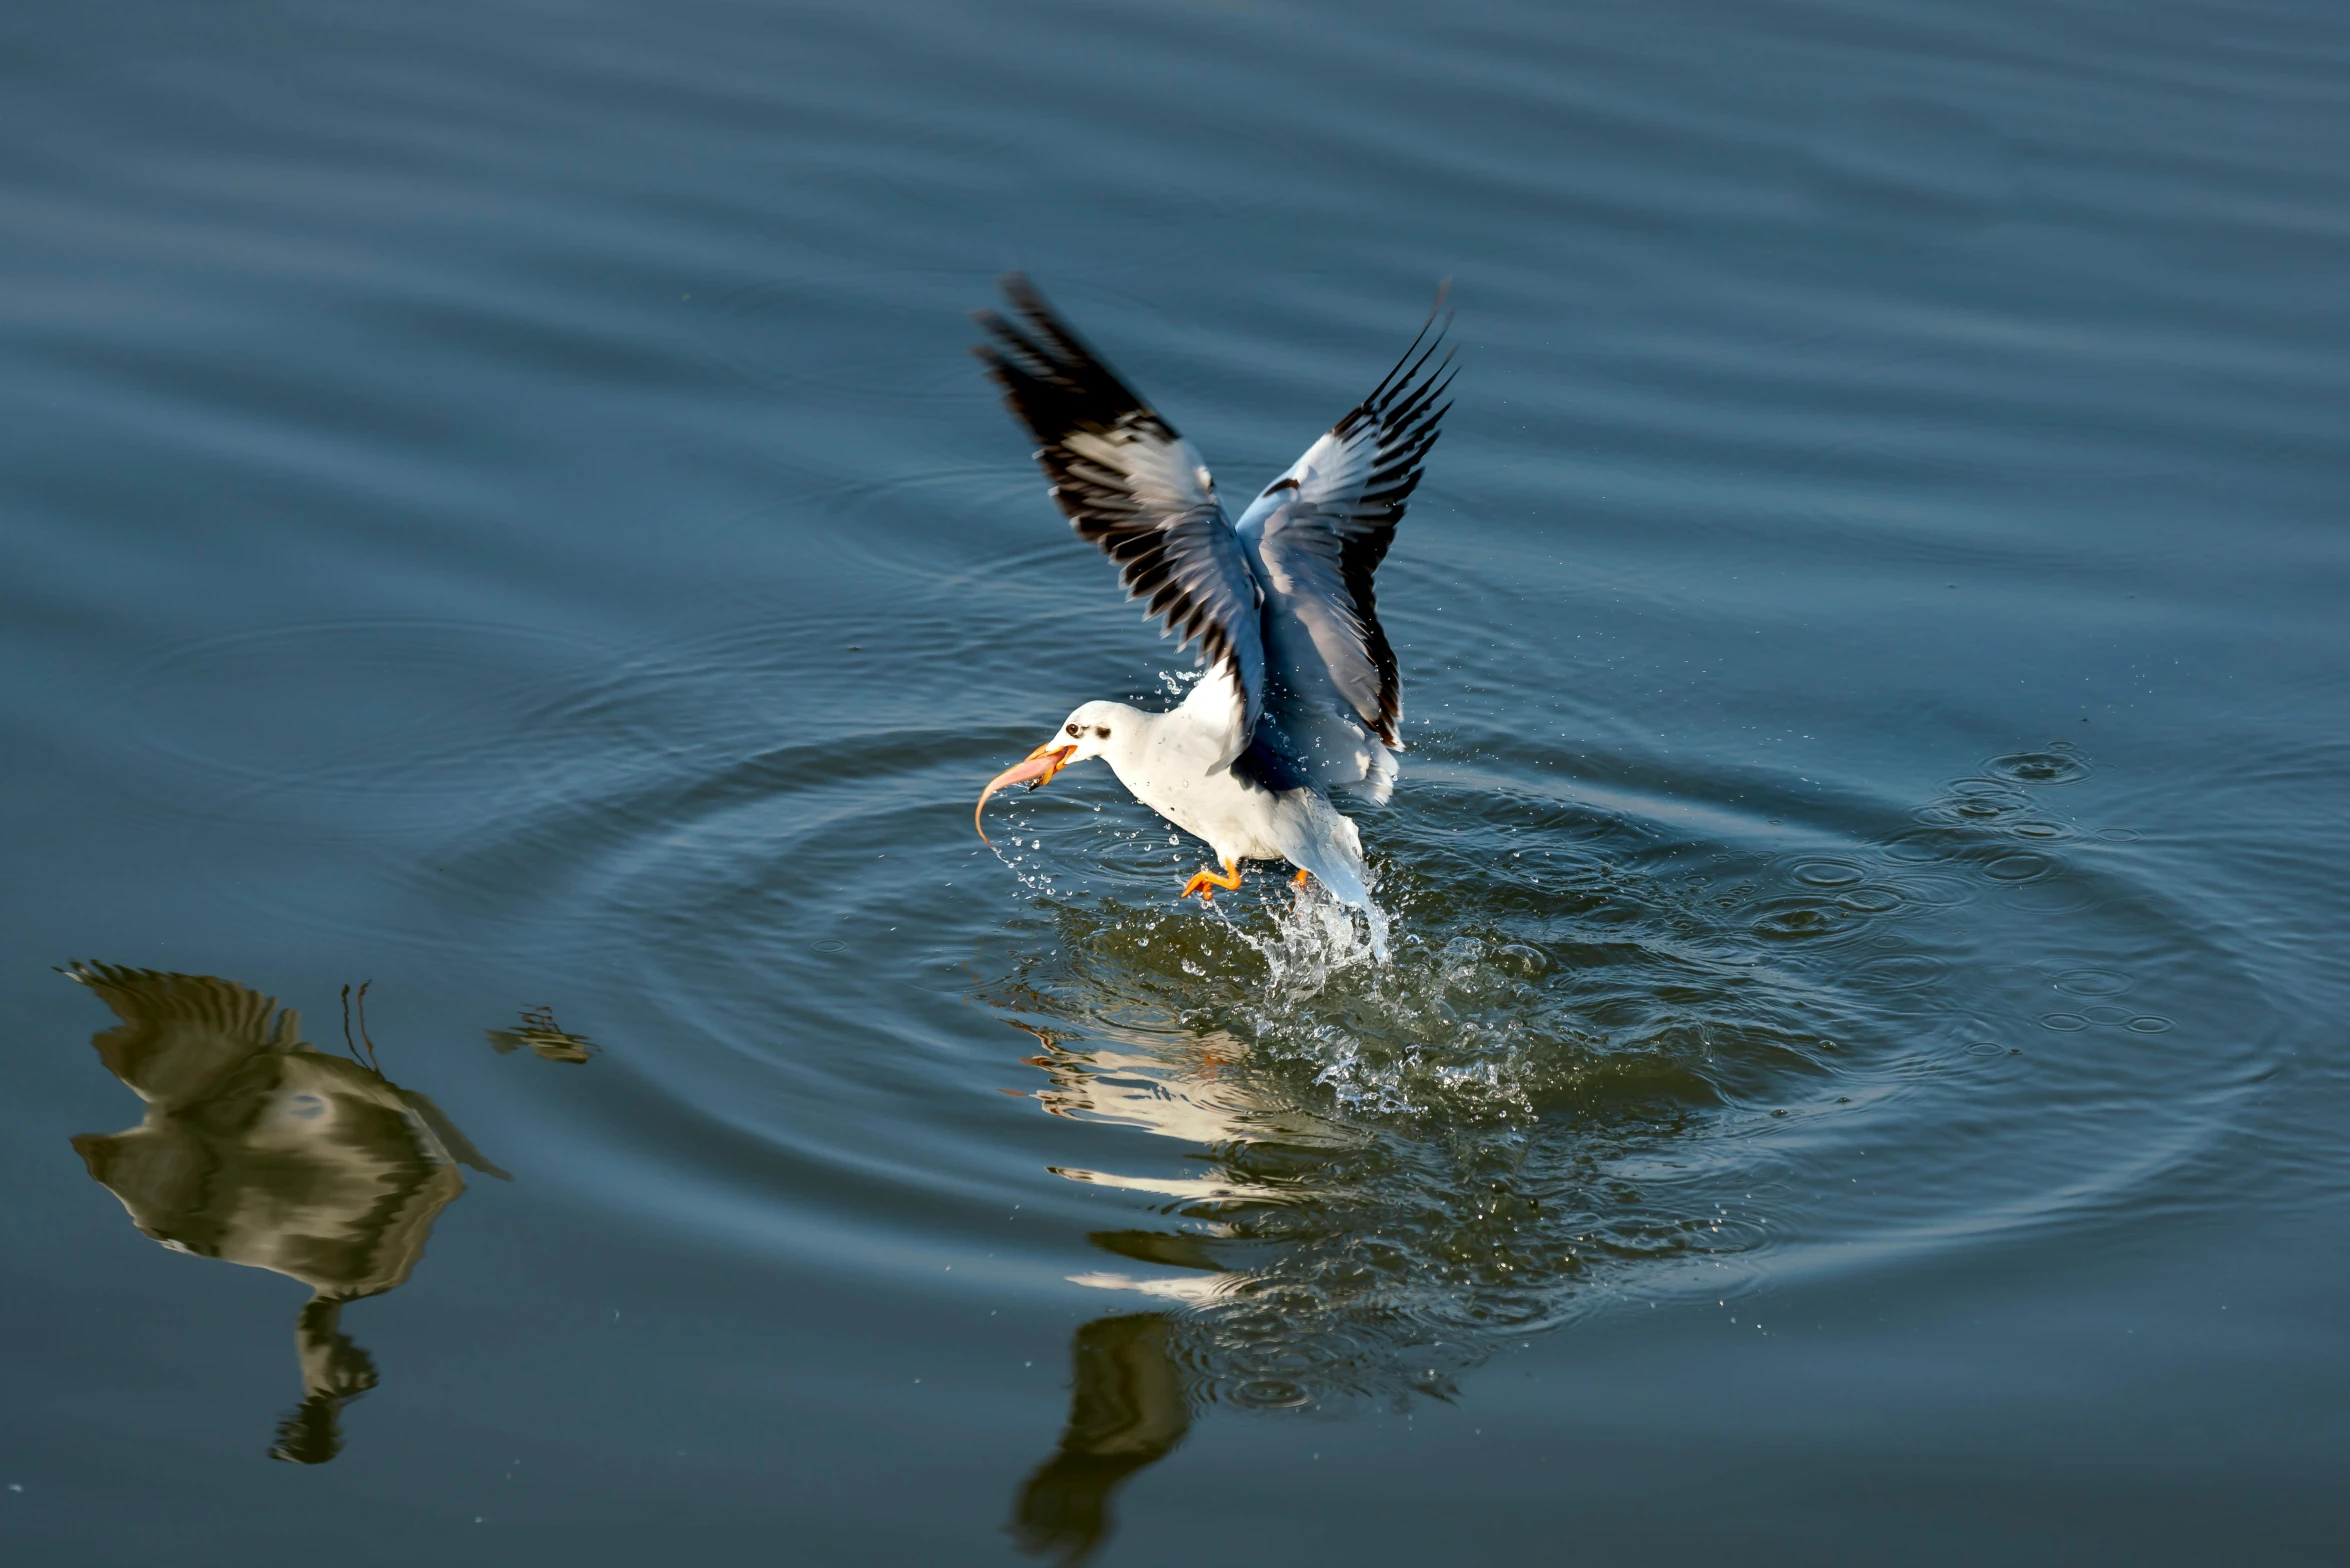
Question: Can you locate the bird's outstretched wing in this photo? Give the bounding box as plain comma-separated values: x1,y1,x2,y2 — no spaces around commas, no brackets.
64,961,304,1105
1235,307,1454,797
974,275,1265,760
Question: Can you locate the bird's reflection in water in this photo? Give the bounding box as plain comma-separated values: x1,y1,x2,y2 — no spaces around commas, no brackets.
1008,1314,1191,1567
486,1003,598,1064
65,962,507,1464
999,995,1696,1564
1004,1027,1319,1565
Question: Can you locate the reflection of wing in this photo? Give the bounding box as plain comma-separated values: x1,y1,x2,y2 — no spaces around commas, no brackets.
1007,1314,1190,1567
1235,313,1453,799
975,275,1266,762
66,964,473,1298
68,961,302,1106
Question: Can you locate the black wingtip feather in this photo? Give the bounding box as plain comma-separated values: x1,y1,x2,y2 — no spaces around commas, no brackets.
1306,284,1459,741
973,277,1458,754
972,276,1170,452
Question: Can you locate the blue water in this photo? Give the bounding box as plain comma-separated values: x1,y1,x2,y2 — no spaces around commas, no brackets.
5,1,2348,1562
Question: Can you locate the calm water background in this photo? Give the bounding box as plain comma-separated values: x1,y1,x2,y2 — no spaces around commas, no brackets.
5,0,2348,1562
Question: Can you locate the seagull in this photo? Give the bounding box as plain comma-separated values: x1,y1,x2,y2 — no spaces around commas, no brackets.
972,276,1454,912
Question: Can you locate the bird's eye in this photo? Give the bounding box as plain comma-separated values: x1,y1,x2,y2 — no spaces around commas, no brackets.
1066,723,1080,736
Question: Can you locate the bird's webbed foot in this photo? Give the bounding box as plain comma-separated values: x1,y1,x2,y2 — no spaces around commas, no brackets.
1180,860,1245,901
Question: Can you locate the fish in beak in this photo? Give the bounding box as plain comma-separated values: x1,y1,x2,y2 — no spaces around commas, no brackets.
975,743,1077,844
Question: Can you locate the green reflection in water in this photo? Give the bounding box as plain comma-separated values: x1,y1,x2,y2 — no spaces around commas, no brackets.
64,963,508,1464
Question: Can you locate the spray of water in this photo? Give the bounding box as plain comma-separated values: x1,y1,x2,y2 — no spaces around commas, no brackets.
1236,878,1393,986
974,743,2193,1420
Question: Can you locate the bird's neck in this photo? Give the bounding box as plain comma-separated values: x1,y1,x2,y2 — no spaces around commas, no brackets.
1097,703,1158,780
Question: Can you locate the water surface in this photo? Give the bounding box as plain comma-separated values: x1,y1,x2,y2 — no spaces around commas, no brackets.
4,1,2348,1562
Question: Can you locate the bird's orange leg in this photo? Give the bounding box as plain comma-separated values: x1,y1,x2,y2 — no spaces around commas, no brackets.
1181,859,1245,901
1292,868,1310,888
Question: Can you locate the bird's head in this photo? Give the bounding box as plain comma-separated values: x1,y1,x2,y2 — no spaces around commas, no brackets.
974,702,1125,844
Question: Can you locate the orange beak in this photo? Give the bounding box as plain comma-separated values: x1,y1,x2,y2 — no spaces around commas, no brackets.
975,743,1078,845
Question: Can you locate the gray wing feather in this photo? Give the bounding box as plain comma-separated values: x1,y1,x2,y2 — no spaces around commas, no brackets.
1238,309,1453,765
974,275,1265,757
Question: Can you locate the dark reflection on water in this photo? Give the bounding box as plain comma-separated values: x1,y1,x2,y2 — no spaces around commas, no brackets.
1010,1315,1190,1567
64,964,517,1464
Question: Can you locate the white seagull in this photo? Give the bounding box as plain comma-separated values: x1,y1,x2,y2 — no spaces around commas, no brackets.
972,276,1454,911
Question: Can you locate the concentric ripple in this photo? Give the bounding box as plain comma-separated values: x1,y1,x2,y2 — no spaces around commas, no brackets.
94,581,2287,1427
958,734,2274,1409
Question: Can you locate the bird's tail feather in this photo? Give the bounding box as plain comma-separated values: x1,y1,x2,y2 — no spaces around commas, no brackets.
1272,791,1372,908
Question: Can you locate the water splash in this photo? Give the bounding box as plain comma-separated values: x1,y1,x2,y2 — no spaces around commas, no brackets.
1235,878,1393,988
979,744,2249,1417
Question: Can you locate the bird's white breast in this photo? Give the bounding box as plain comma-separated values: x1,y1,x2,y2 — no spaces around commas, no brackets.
1105,709,1285,864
